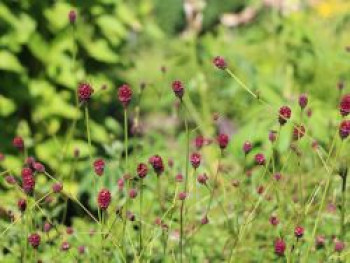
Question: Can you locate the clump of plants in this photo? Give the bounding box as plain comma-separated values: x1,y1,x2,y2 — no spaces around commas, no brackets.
0,10,349,263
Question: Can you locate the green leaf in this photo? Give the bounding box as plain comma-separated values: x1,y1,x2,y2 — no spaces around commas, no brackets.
0,51,24,73
0,95,16,116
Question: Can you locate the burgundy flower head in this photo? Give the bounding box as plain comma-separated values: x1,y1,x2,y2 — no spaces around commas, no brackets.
137,163,148,179
33,162,45,173
278,106,292,125
68,10,76,24
178,192,187,201
5,175,16,185
334,240,345,252
298,93,308,109
339,94,350,116
293,124,306,140
118,84,132,107
274,172,282,181
315,235,325,249
201,215,209,225
242,141,252,155
232,179,240,187
269,216,279,226
175,173,183,183
21,168,35,194
129,188,138,199
28,233,41,249
213,56,227,70
127,211,135,221
149,155,164,175
13,136,24,151
274,239,286,256
172,80,184,99
217,133,229,150
269,130,277,143
61,241,70,251
93,159,105,176
66,227,74,235
339,120,350,139
197,173,208,185
97,188,111,210
294,226,304,238
52,182,63,193
194,135,204,150
78,83,94,102
255,153,266,166
43,222,51,232
117,178,124,190
190,152,201,169
78,245,85,254
257,185,264,195
18,198,27,212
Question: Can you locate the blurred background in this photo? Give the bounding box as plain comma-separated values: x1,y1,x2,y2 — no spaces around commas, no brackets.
0,0,350,204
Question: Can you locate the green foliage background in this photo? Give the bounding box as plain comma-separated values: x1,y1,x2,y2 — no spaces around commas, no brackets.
0,0,350,261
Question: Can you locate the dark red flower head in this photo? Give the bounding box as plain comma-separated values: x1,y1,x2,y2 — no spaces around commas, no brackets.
315,235,325,249
172,80,184,99
213,56,227,70
197,173,208,185
339,120,350,139
298,94,308,109
190,152,201,169
339,94,350,116
33,162,45,173
66,227,74,235
293,124,306,140
278,106,292,125
118,84,132,107
21,168,35,194
43,222,52,232
93,159,105,176
129,188,138,199
127,211,135,221
5,175,16,185
28,233,41,249
61,241,70,251
13,136,24,151
255,153,266,166
52,182,63,193
269,216,279,226
194,135,204,150
149,155,164,175
78,83,94,102
117,178,124,190
274,172,282,181
217,133,229,150
97,188,111,210
201,215,209,225
294,226,304,238
137,163,148,179
274,239,286,256
78,245,85,254
269,130,277,143
334,240,345,252
242,141,252,155
18,198,27,212
68,10,76,24
175,173,183,183
178,192,187,201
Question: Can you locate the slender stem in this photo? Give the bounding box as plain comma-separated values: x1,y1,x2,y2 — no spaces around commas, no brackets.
139,179,143,256
179,100,190,263
85,105,100,222
225,69,258,99
122,108,129,258
340,174,347,239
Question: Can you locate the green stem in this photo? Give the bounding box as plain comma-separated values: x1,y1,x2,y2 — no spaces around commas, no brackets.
139,179,143,257
85,105,101,223
179,101,190,263
122,108,129,259
340,174,347,239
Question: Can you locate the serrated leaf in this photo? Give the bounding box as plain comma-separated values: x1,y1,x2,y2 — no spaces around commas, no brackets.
0,51,24,73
